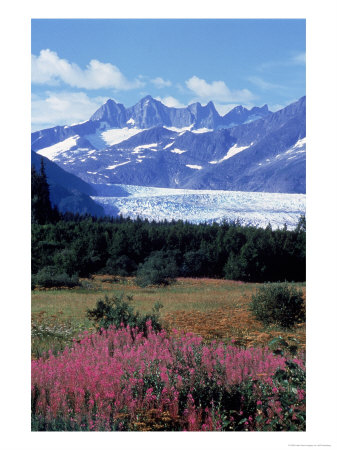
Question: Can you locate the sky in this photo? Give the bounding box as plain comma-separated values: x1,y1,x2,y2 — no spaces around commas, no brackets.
31,19,306,131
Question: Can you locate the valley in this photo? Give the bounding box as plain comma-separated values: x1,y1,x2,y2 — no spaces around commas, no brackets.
92,184,306,229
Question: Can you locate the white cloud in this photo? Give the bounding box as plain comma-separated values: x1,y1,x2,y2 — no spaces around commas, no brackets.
259,52,306,71
150,77,172,88
176,83,186,93
185,76,255,103
31,91,108,130
269,99,298,112
292,52,306,65
247,76,284,91
269,103,286,112
31,49,144,90
213,103,241,116
155,96,186,108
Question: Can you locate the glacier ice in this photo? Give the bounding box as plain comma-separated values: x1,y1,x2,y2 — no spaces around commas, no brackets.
91,184,306,230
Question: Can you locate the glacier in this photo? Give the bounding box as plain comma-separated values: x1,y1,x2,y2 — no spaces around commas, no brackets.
91,185,305,230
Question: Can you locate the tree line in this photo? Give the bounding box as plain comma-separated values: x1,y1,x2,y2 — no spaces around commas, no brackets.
31,159,305,283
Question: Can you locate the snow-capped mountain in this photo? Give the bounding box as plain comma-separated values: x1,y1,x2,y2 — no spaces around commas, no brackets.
31,96,271,151
31,95,305,194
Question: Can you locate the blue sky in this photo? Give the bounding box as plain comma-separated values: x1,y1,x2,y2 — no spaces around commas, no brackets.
31,19,305,130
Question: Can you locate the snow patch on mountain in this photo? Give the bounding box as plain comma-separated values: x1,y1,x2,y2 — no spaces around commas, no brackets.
225,143,252,159
101,127,144,146
186,164,202,170
171,148,187,154
106,161,131,170
243,115,263,124
132,143,158,154
191,128,213,134
209,143,252,164
164,125,193,133
163,126,211,135
37,135,79,159
294,137,306,149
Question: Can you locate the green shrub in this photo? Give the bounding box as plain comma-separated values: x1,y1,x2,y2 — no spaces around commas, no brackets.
87,294,163,335
136,251,178,287
102,255,137,276
223,252,247,280
267,335,301,357
250,282,305,328
32,266,80,289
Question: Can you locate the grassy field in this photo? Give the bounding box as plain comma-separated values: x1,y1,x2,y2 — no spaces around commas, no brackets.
31,276,306,358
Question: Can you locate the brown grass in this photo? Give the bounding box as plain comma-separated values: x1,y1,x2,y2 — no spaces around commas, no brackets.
32,276,306,351
163,306,306,350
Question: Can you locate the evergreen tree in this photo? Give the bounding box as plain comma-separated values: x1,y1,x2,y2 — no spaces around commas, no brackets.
31,208,306,282
31,158,58,224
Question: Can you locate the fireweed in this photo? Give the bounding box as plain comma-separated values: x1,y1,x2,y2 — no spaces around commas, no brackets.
31,323,305,431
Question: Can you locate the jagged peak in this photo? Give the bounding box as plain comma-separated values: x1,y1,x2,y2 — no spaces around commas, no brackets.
188,101,201,108
139,94,156,104
223,105,247,116
255,103,268,110
92,98,122,112
249,104,269,113
101,98,125,109
90,97,126,123
206,100,216,109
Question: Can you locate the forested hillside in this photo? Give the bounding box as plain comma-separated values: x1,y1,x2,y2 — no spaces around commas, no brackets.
31,152,105,217
32,214,305,282
31,162,305,283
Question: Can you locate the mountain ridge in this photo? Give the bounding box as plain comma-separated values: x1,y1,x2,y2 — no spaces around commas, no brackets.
31,96,272,152
31,95,306,195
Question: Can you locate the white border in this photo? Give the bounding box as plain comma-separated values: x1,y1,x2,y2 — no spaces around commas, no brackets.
1,1,337,449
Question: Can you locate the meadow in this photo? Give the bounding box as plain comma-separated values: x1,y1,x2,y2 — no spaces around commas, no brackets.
31,277,305,431
32,276,306,356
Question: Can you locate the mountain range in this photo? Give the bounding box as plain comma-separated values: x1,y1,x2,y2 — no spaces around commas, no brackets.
31,95,306,214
